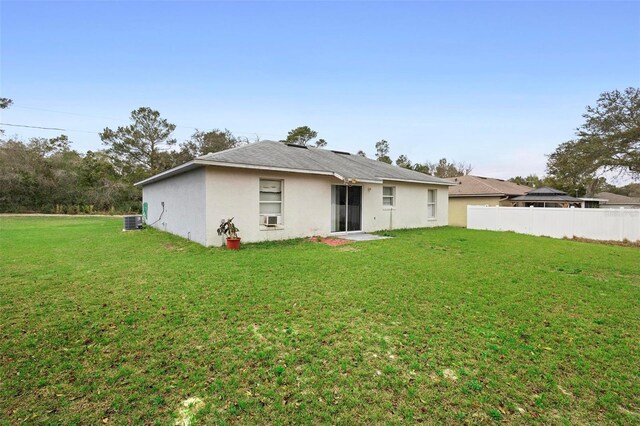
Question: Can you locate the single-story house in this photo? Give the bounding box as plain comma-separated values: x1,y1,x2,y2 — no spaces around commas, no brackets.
446,175,532,227
578,197,609,208
594,192,640,209
135,141,455,246
509,187,583,208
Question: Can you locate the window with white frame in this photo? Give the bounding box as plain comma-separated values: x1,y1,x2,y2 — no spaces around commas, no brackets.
427,189,437,218
383,186,395,207
259,179,283,227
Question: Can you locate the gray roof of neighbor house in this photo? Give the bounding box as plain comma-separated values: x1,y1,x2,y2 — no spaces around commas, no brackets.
446,175,532,197
136,141,455,187
510,187,583,203
595,192,640,206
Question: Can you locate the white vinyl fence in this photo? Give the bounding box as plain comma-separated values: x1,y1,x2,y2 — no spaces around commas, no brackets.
467,206,640,242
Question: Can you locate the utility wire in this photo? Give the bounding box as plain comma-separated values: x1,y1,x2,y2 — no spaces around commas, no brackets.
0,122,98,134
1,122,66,131
11,104,286,139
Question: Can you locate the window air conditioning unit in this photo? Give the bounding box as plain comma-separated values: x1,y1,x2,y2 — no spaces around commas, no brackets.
263,215,280,227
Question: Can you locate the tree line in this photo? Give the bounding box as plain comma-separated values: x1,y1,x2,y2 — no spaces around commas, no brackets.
278,126,473,176
1,86,636,213
0,104,251,213
0,103,472,214
514,87,639,197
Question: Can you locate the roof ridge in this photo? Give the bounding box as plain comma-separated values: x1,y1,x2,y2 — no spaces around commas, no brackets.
197,140,274,159
144,140,454,187
299,146,348,179
340,152,454,185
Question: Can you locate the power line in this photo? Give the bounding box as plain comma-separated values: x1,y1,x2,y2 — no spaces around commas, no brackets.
0,122,98,134
14,105,201,132
1,122,66,131
11,104,286,139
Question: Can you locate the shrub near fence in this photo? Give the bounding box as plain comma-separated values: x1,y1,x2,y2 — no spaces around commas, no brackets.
467,206,640,242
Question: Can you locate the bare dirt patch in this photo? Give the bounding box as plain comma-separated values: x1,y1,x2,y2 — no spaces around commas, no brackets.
443,369,458,381
308,236,351,246
175,397,204,426
565,236,640,248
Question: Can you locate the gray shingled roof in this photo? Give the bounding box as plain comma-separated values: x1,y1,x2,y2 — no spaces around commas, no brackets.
526,187,567,195
195,141,453,185
510,195,583,202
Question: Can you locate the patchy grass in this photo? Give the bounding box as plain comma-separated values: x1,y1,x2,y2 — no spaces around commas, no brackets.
565,236,640,248
1,217,639,424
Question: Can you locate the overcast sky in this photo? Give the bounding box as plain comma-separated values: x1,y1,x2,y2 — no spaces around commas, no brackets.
1,1,639,180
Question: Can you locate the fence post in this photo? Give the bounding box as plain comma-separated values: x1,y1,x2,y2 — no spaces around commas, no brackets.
529,206,534,234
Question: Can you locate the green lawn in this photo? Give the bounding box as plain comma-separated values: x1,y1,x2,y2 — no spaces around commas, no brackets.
1,217,639,424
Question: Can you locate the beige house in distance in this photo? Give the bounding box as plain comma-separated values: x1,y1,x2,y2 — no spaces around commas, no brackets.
136,141,454,245
446,175,532,227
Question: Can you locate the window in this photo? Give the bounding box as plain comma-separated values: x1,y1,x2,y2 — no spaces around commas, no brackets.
259,179,283,226
383,186,395,207
427,189,437,218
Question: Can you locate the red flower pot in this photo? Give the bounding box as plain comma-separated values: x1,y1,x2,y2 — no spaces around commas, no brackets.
226,238,241,250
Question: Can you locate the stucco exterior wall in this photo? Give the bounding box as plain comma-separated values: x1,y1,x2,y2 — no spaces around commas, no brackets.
205,168,449,245
142,168,207,245
363,182,449,231
143,166,451,246
448,196,502,227
205,167,337,245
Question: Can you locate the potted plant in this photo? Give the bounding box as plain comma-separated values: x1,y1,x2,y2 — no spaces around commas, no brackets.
217,218,241,250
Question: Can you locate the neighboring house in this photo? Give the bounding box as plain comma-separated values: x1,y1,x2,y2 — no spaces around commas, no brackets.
509,187,582,208
578,197,609,208
135,141,454,245
446,175,532,227
594,192,640,209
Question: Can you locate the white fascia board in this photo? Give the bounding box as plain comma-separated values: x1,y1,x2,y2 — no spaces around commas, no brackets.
134,160,199,187
381,177,457,186
340,177,381,184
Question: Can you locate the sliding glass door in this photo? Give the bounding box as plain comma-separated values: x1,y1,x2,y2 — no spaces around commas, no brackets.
331,185,362,232
347,186,362,231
